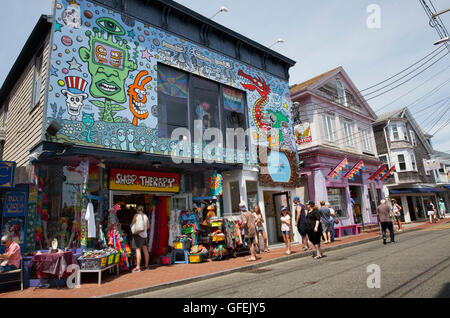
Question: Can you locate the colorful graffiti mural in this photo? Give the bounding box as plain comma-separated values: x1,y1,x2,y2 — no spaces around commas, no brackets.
47,0,296,164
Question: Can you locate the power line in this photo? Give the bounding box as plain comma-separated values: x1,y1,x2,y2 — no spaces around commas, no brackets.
360,45,446,92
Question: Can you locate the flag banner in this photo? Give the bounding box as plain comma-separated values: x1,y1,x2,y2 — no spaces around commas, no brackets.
369,165,389,181
328,158,349,180
345,160,366,180
380,165,397,181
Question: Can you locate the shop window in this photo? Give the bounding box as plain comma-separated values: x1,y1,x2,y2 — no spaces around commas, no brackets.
397,154,406,171
223,86,246,130
230,181,241,215
246,181,259,211
327,188,347,218
157,64,189,138
191,75,220,134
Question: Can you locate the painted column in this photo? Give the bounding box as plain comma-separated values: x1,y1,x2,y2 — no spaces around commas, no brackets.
313,168,328,205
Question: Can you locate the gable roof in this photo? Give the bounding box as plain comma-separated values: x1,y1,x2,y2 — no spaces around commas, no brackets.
290,66,377,120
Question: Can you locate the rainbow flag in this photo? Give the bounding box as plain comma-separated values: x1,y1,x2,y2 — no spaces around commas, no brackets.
345,160,366,180
380,165,397,181
328,158,349,180
369,165,389,182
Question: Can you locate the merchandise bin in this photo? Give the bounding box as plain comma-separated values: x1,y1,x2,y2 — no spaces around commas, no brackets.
174,240,191,250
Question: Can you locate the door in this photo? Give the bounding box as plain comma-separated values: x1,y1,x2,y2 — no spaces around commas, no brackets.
273,192,291,243
407,197,416,221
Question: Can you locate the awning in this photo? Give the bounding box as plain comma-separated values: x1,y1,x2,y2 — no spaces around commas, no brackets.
445,184,450,190
389,187,443,195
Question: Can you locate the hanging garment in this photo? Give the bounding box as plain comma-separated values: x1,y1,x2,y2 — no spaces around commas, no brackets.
85,202,97,238
168,210,181,247
148,206,156,253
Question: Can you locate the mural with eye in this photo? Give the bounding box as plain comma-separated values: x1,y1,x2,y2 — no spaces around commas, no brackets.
128,70,152,126
96,17,126,36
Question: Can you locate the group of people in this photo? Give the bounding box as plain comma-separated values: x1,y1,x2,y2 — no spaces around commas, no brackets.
239,197,338,261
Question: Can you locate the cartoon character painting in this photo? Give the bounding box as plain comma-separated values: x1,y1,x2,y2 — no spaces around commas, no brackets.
62,4,82,29
127,70,151,126
81,112,96,143
62,76,89,120
79,17,137,123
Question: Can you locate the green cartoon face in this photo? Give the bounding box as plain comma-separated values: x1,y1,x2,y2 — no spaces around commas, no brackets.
79,18,136,103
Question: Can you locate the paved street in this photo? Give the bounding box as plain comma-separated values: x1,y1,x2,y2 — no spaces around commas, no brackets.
132,224,450,298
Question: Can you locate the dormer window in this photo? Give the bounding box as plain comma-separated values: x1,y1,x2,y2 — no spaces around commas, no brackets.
336,78,347,106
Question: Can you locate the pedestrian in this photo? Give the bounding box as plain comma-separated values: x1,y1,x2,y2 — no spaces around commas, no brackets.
253,205,269,253
438,199,446,218
294,196,311,251
326,202,336,242
376,200,396,245
306,201,323,259
280,206,292,255
319,201,331,244
240,203,257,262
425,200,435,224
391,199,403,232
0,234,21,273
130,205,150,272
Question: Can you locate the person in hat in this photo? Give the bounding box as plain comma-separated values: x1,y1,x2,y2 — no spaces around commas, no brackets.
438,198,446,218
294,196,310,251
280,206,292,255
240,203,257,262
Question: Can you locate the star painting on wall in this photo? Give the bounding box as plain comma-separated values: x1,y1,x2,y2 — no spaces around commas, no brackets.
66,57,82,72
141,48,153,62
55,21,63,32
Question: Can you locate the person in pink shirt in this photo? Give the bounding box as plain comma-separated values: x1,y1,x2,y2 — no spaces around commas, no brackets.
0,234,21,272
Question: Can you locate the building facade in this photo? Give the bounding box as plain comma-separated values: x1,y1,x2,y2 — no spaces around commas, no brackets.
290,67,383,228
0,0,298,253
373,107,444,222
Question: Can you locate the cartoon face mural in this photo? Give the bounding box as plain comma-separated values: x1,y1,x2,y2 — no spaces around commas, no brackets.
79,17,137,105
61,76,88,120
128,70,151,126
47,0,296,165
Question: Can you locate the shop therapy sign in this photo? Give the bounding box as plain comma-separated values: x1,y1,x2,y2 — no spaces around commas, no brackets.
109,169,180,193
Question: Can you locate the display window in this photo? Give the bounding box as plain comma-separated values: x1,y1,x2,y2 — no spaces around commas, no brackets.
327,187,347,218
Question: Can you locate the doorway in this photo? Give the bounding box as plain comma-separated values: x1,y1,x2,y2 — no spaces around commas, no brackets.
349,186,363,224
407,197,416,221
263,191,290,244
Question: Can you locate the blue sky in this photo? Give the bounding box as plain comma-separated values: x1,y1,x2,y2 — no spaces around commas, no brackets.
0,0,449,152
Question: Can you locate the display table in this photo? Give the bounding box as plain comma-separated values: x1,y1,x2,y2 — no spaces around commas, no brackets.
29,251,78,280
78,263,119,286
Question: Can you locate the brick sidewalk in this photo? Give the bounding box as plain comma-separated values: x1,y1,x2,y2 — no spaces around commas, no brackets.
0,219,447,298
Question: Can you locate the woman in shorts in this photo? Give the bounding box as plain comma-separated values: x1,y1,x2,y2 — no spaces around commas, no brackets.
253,205,269,253
280,206,291,255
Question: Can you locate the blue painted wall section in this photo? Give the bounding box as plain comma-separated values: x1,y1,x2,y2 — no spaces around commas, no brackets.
46,0,297,164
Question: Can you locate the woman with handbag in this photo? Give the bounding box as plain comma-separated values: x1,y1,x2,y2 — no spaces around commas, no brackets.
131,205,150,273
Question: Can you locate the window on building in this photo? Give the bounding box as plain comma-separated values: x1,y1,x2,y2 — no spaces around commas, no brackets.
344,121,354,147
322,114,334,142
391,124,399,141
361,128,372,151
157,64,189,138
398,154,407,171
32,49,44,109
327,187,347,218
2,100,8,127
191,75,220,133
410,130,416,146
223,86,246,131
411,153,417,171
379,154,389,166
336,78,346,106
402,126,408,141
246,180,259,211
230,181,241,215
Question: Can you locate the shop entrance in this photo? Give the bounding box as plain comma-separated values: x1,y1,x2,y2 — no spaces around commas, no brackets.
263,191,290,244
349,186,363,224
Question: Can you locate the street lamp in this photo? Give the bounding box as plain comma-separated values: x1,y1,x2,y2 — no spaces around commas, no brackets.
269,38,285,49
434,36,450,45
210,6,228,20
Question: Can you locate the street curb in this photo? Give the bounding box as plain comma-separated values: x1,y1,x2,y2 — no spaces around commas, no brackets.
97,223,440,298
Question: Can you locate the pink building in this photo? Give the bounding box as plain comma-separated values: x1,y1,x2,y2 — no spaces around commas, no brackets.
291,67,384,228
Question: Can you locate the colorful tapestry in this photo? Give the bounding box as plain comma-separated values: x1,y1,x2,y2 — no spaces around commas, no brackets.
223,87,244,113
152,197,169,257
380,165,397,181
208,172,223,196
157,66,188,98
